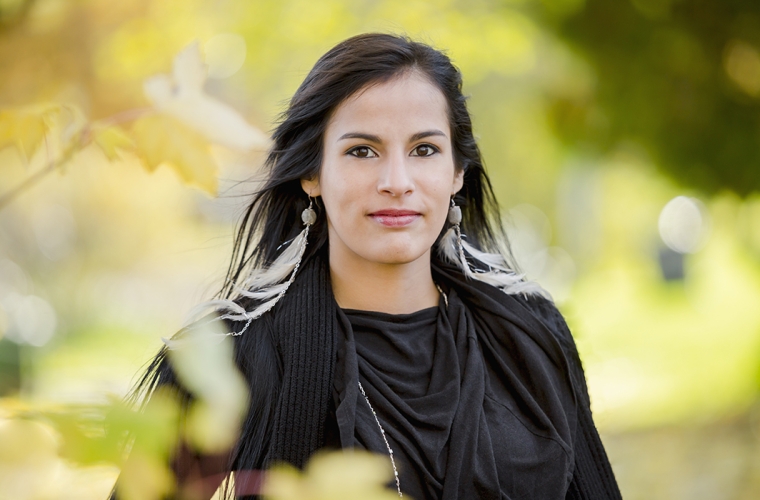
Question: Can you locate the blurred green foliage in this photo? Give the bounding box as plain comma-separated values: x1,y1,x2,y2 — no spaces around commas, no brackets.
548,0,760,195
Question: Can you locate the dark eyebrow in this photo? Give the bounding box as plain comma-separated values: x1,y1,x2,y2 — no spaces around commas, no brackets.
409,129,447,142
338,132,381,143
338,129,448,143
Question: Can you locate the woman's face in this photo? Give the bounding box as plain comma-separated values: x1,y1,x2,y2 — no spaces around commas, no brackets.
302,71,464,268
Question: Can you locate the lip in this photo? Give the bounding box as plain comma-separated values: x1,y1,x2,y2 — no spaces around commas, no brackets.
368,209,422,227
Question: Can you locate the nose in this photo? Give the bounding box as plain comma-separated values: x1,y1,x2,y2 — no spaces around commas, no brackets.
377,150,414,197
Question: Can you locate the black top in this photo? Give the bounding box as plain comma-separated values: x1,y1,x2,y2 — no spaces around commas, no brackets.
349,304,454,498
329,287,577,499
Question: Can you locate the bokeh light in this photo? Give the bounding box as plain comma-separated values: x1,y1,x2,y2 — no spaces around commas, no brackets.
658,195,710,254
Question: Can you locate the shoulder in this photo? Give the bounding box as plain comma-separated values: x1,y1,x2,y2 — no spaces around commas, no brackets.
433,260,573,347
509,293,595,408
511,294,579,358
437,261,584,374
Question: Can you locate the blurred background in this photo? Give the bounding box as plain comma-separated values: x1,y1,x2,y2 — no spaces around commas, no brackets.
1,0,760,498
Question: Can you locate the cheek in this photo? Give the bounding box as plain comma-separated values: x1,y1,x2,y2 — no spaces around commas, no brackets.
318,170,363,225
429,173,458,203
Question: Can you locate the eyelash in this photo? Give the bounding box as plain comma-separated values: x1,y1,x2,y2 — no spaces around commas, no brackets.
346,146,377,158
345,144,440,158
411,144,440,157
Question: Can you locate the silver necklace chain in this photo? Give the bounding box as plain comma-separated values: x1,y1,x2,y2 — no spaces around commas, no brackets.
356,284,448,498
358,380,402,497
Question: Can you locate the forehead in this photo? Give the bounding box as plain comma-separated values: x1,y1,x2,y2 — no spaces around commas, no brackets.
326,71,450,136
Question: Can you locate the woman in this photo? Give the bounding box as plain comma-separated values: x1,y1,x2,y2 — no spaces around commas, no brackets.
122,33,622,499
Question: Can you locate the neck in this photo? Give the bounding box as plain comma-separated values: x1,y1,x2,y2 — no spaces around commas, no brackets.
328,248,439,314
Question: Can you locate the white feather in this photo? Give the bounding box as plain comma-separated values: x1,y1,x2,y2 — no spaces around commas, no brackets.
245,296,281,320
162,332,228,350
178,224,311,338
235,282,289,301
437,225,550,299
438,226,462,268
237,229,307,290
183,299,247,327
461,239,510,272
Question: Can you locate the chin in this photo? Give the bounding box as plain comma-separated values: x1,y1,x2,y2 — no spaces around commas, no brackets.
328,225,438,267
366,243,431,266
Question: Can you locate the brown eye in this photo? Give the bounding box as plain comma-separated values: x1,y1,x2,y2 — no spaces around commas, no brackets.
348,146,376,158
412,144,437,157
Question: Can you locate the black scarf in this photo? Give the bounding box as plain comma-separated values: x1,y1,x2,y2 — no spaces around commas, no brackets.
230,250,579,498
333,269,578,498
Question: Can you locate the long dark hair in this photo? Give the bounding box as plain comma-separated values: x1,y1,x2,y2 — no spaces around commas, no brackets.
221,32,510,300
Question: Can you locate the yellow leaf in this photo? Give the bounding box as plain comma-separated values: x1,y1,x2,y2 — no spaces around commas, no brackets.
0,418,58,464
144,42,269,150
93,125,134,161
116,450,175,500
264,451,401,500
0,104,61,161
132,113,218,195
111,389,181,500
117,387,181,459
0,418,62,499
167,319,249,454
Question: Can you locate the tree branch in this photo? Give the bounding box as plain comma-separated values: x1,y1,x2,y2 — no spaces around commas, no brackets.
0,107,150,211
0,140,78,211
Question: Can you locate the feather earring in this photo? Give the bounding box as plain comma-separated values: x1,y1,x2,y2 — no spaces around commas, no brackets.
167,199,317,347
438,198,549,298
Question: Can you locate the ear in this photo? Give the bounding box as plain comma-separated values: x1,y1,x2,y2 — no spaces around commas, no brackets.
451,168,464,196
300,176,321,197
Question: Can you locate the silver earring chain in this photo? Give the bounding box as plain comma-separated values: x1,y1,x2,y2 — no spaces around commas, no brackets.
358,380,402,497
